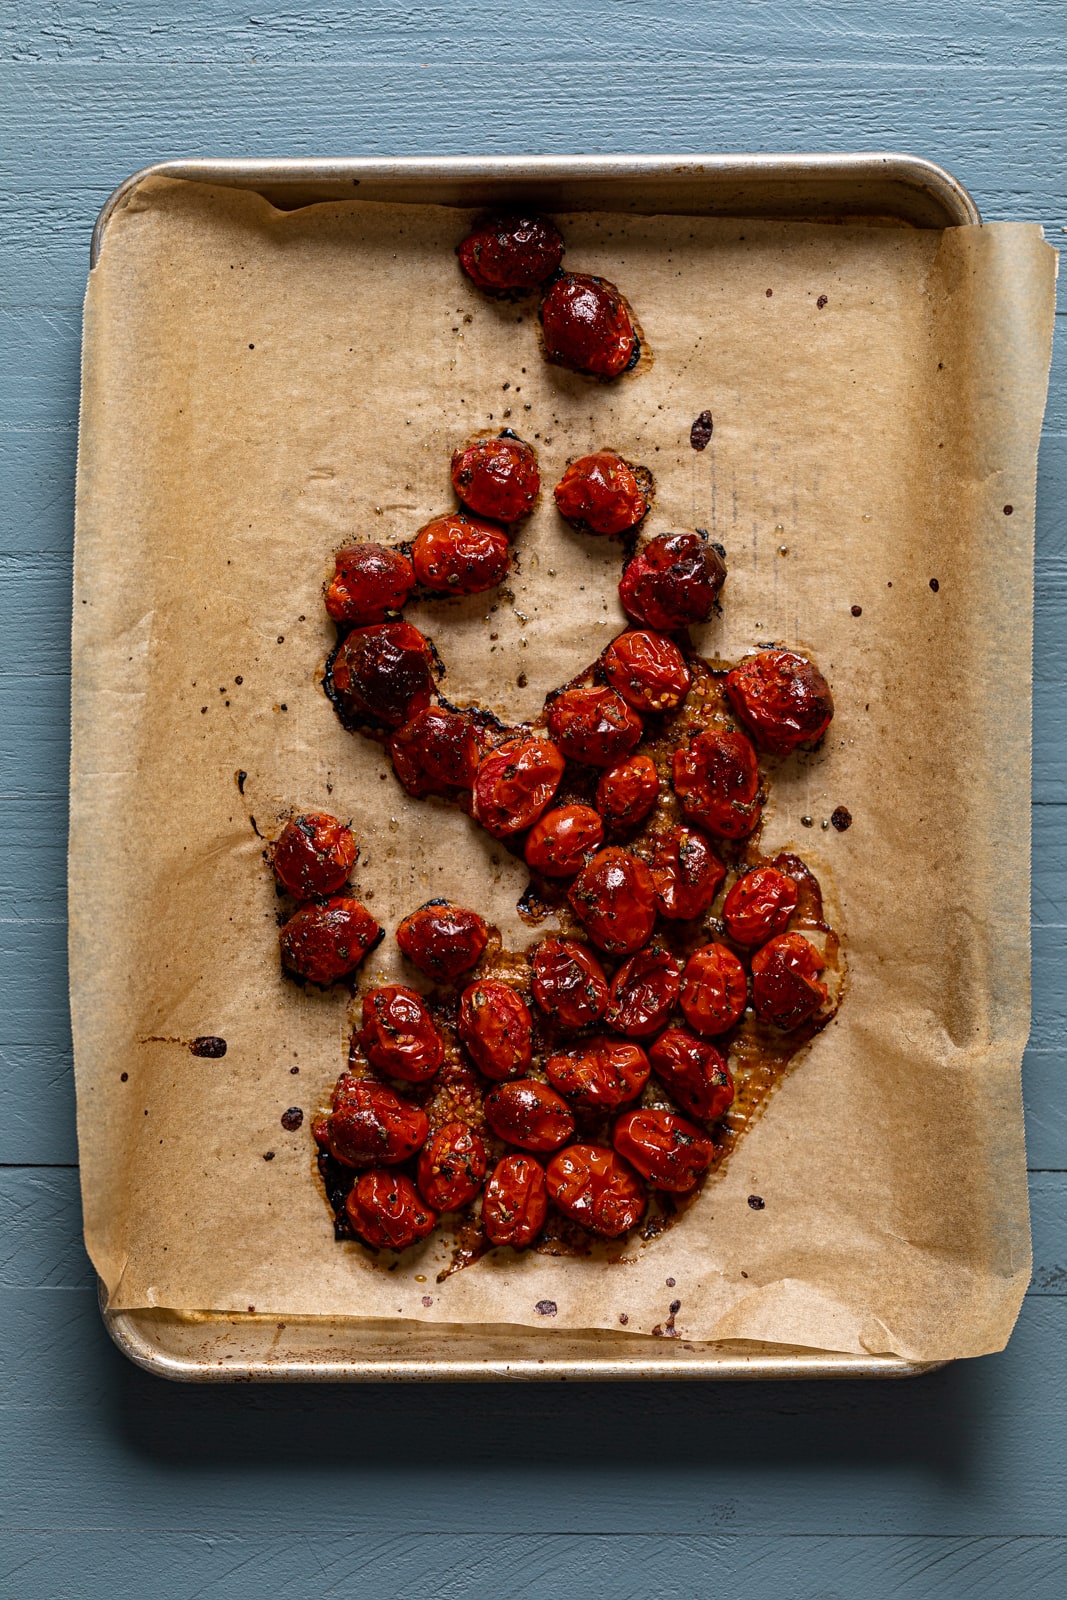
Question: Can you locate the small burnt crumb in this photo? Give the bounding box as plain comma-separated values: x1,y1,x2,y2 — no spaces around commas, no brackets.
516,671,528,688
236,770,247,793
929,578,940,592
290,1065,300,1075
263,1151,276,1161
765,288,773,297
665,1277,676,1288
831,807,853,832
669,1299,681,1315
748,1194,765,1210
235,675,243,685
120,1072,128,1082
800,815,814,828
190,1035,227,1058
690,410,714,450
817,295,828,309
248,1305,256,1313
1004,505,1014,516
619,1312,629,1325
280,1106,304,1131
422,1295,434,1307
851,605,862,617
277,635,285,644
535,1299,558,1317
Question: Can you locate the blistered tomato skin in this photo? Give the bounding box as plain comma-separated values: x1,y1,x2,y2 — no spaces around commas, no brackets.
484,1079,575,1152
619,532,727,630
648,1028,734,1121
546,1145,647,1237
530,937,610,1029
650,826,726,920
482,1154,548,1247
607,946,682,1038
723,867,799,946
524,804,604,877
553,451,649,535
568,848,657,956
416,1122,487,1212
602,630,692,712
672,729,762,839
329,622,435,729
725,650,835,754
358,985,445,1083
680,944,749,1036
389,707,483,798
346,1170,437,1250
451,434,540,523
396,901,489,981
279,898,381,985
319,1080,429,1167
411,513,511,595
324,543,415,625
458,979,533,1080
541,273,638,377
272,812,358,899
547,686,643,768
613,1109,717,1193
596,752,660,828
472,737,565,837
545,1037,650,1110
458,215,564,293
751,933,828,1029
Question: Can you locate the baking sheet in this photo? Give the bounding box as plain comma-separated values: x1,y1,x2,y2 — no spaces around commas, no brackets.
71,177,1055,1361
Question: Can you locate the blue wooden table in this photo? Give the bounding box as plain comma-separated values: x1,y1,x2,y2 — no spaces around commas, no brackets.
2,4,1064,1594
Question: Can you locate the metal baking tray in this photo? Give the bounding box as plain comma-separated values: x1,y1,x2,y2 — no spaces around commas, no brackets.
87,151,975,1381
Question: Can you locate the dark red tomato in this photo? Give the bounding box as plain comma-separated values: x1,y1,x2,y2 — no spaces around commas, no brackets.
602,630,691,712
725,650,834,754
545,1037,650,1110
680,944,748,1036
458,214,564,293
396,901,489,981
524,804,604,877
751,933,828,1029
482,1154,548,1247
613,1108,716,1193
540,273,638,377
607,946,682,1037
458,979,533,1080
272,812,358,899
329,621,435,728
650,825,726,920
346,1170,437,1250
530,937,609,1029
416,1122,487,1212
484,1079,575,1152
279,898,381,985
723,866,799,946
324,543,415,625
546,686,643,768
389,706,483,798
411,512,511,595
472,736,565,837
451,434,540,523
546,1144,647,1237
553,451,649,535
618,533,727,630
568,847,657,956
648,1028,734,1121
596,752,660,828
318,1080,429,1167
672,729,762,839
358,985,445,1082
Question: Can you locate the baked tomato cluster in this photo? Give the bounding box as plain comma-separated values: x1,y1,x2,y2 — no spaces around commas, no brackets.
272,811,381,987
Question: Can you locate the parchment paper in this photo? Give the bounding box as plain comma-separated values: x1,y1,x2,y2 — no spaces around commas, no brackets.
71,177,1056,1360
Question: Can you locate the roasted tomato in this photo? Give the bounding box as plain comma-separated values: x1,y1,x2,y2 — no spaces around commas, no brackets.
540,272,638,377
346,1169,437,1250
358,984,445,1083
545,1037,650,1110
723,866,799,946
484,1079,575,1152
613,1108,716,1193
648,1028,734,1121
672,729,762,839
725,649,834,754
546,1144,647,1237
679,943,748,1035
619,532,727,630
751,932,828,1029
458,214,564,293
553,451,649,535
546,686,643,768
318,1079,429,1167
458,979,533,1080
530,936,609,1029
524,804,604,877
411,512,511,595
596,752,660,828
324,542,415,625
329,621,435,728
471,736,565,837
602,629,691,712
396,900,489,981
568,847,657,955
451,434,540,523
272,812,358,899
650,825,726,920
482,1154,548,1247
607,946,682,1038
389,706,483,798
416,1122,487,1212
279,898,380,985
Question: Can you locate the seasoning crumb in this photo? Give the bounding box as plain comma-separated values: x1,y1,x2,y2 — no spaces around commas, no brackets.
800,815,814,828
290,1065,300,1075
831,807,853,832
535,1299,558,1317
929,578,940,592
1004,504,1014,515
748,1194,765,1210
689,410,714,450
120,1072,128,1082
851,604,862,616
619,1312,629,1325
517,672,528,688
280,1106,304,1131
816,295,828,309
422,1295,434,1307
665,1277,676,1287
190,1035,227,1058
263,1151,275,1161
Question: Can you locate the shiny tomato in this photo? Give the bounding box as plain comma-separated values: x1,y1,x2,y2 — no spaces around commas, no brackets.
540,272,638,377
546,1144,647,1237
750,933,828,1029
524,804,604,877
458,979,533,1080
546,686,643,768
482,1154,548,1247
389,706,483,798
530,937,609,1029
471,736,565,837
679,944,748,1035
650,825,726,920
619,533,727,630
607,946,682,1037
279,898,381,986
318,1079,429,1167
672,729,762,839
358,984,445,1082
396,900,489,981
602,630,691,712
451,434,540,523
416,1122,487,1212
725,649,834,754
545,1037,650,1110
613,1108,716,1192
596,752,660,828
723,866,799,946
458,214,564,293
484,1079,575,1152
346,1169,437,1250
648,1028,734,1121
553,451,649,535
568,847,657,955
411,512,511,595
272,812,358,899
329,621,435,728
324,543,415,625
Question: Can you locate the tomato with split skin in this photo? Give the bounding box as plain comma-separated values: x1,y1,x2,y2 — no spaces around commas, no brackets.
315,1079,429,1168
389,706,484,798
751,932,828,1029
482,1154,548,1247
596,752,660,829
725,650,834,755
396,901,489,982
679,943,748,1036
279,898,380,986
553,451,649,535
545,1037,651,1110
619,533,726,630
672,728,762,839
650,825,726,920
346,1170,437,1250
530,937,609,1030
546,1144,647,1237
547,686,643,769
357,985,445,1083
417,1122,487,1212
613,1108,717,1193
648,1028,734,1122
458,214,564,293
568,847,657,956
472,736,565,837
602,630,692,713
272,812,358,900
324,543,415,625
458,979,533,1080
607,946,682,1038
723,866,799,946
451,434,540,523
524,804,604,877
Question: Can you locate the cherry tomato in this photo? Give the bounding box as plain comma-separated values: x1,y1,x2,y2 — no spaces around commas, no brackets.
329,621,435,728
723,866,799,946
472,736,565,837
540,273,638,377
553,451,649,535
725,649,834,754
672,729,762,839
607,946,682,1037
602,630,691,712
547,686,643,768
596,752,660,828
751,933,828,1029
545,1037,650,1110
272,812,358,899
346,1169,437,1250
279,898,381,985
568,847,657,955
530,936,609,1029
648,1028,734,1121
458,979,533,1080
613,1108,716,1192
484,1079,575,1152
546,1144,647,1237
324,543,415,625
416,1122,487,1212
358,984,445,1083
318,1080,429,1167
650,825,726,920
389,706,483,798
396,900,489,981
451,434,540,523
680,944,748,1035
619,532,727,630
411,512,511,595
482,1154,548,1247
458,214,564,293
524,804,604,877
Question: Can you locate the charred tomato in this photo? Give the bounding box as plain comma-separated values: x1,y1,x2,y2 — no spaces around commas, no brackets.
524,804,604,877
723,866,799,946
530,936,609,1030
458,214,564,293
613,1108,716,1193
568,847,657,956
679,943,748,1036
725,650,834,754
750,932,828,1029
484,1079,575,1153
416,1122,487,1212
602,629,692,713
540,272,638,377
553,451,650,535
672,729,762,839
316,1079,429,1167
324,542,415,625
482,1154,548,1248
650,825,726,920
272,812,358,899
619,532,727,630
396,900,489,981
358,984,445,1083
472,736,565,837
451,434,539,523
389,706,483,798
546,1144,647,1237
607,946,682,1038
329,621,435,728
411,512,511,595
279,898,380,985
458,979,533,1080
546,686,643,768
648,1028,734,1121
346,1169,437,1250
